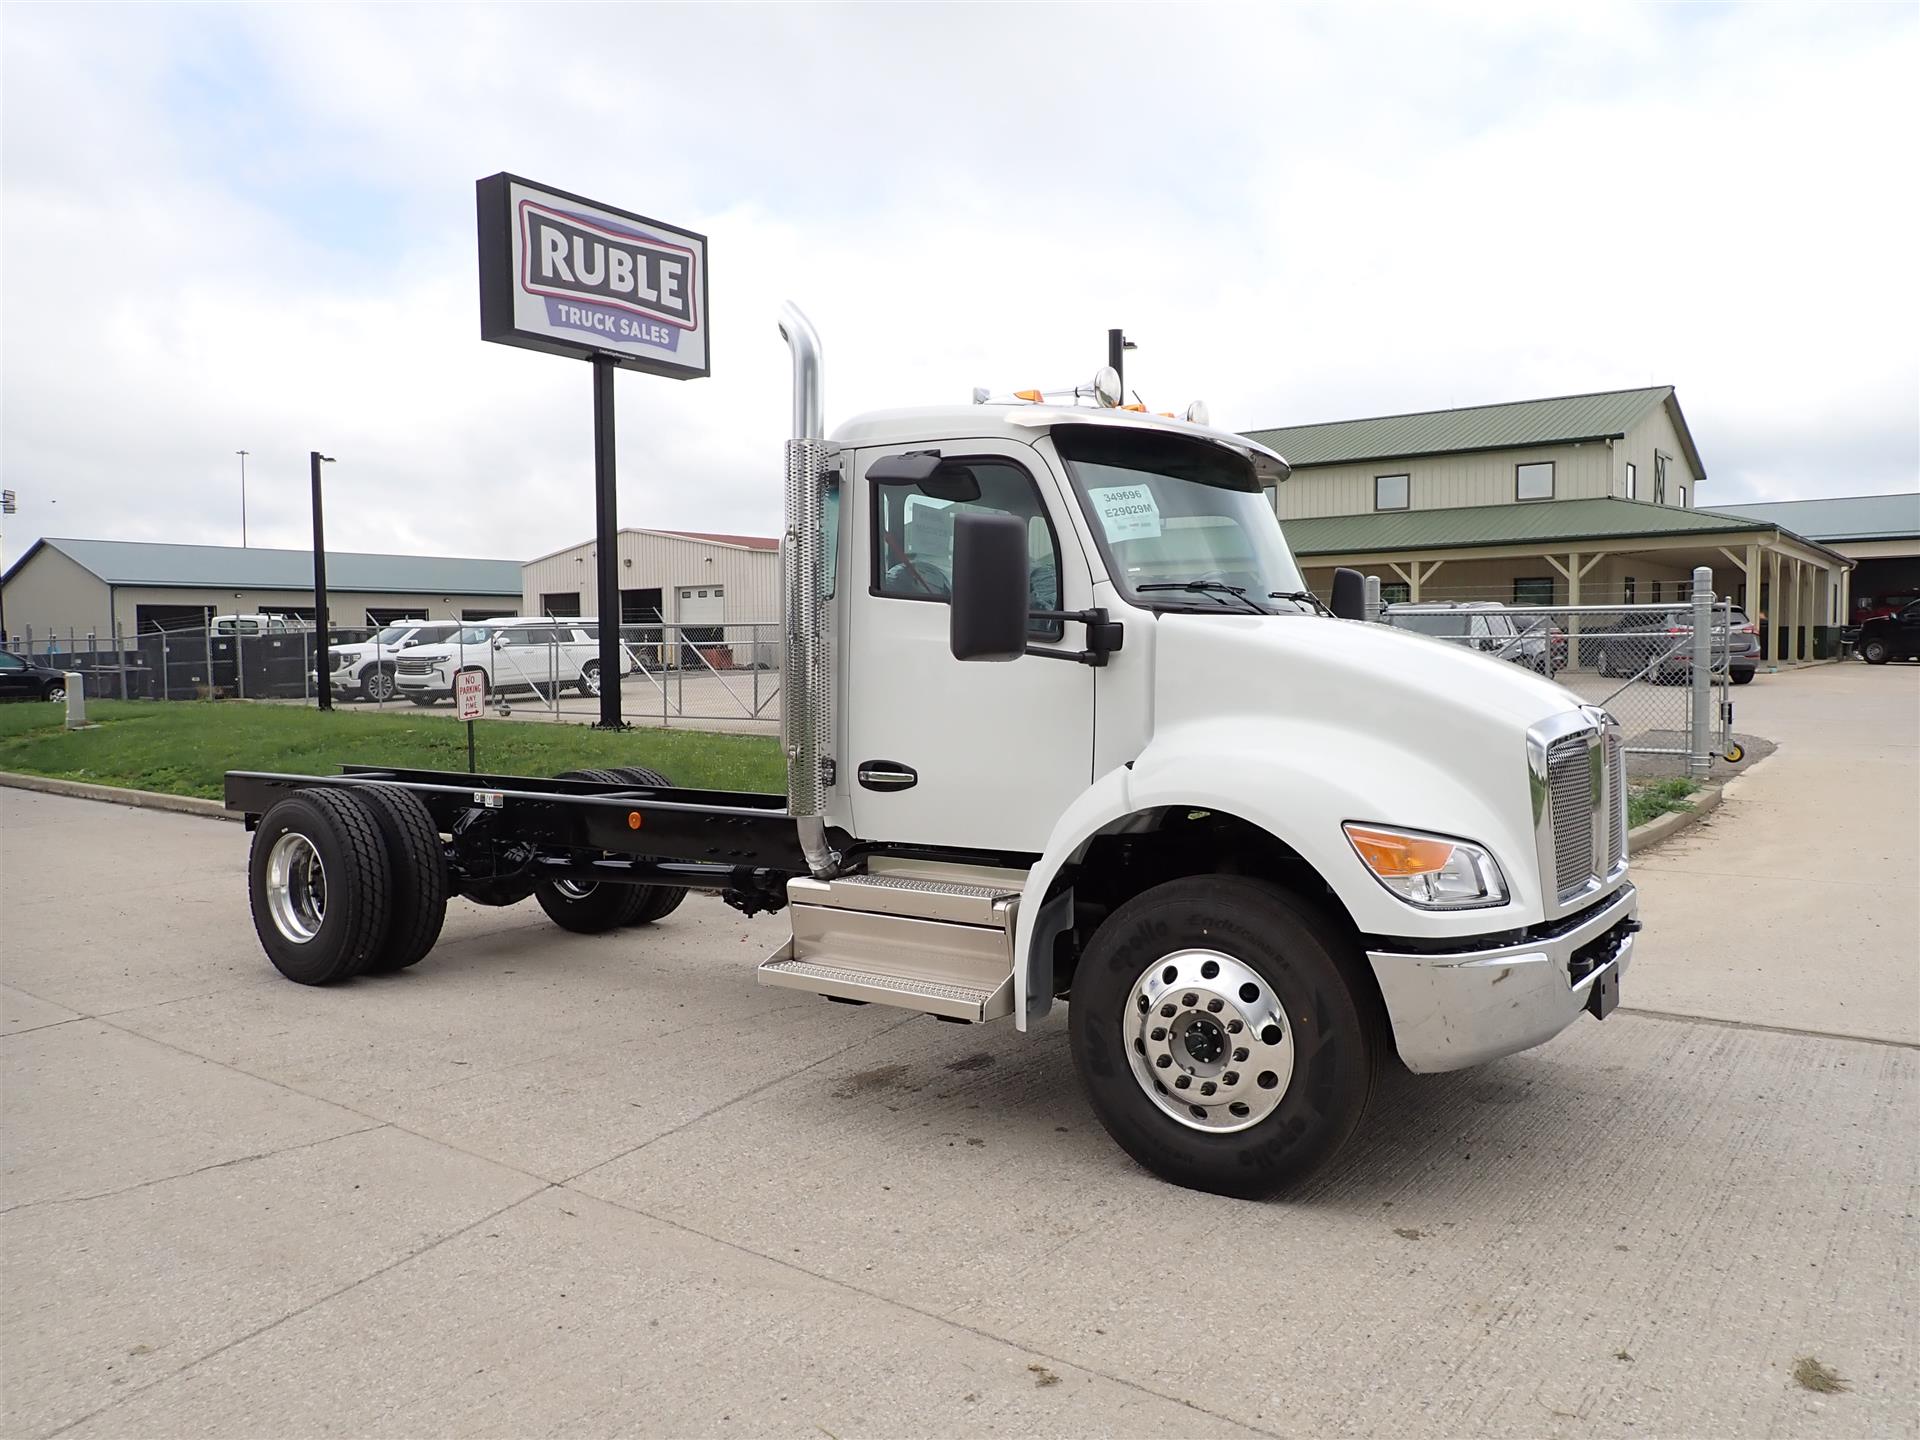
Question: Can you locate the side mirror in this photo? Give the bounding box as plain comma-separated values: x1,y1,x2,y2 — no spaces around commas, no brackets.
1331,567,1366,621
950,511,1030,662
492,633,509,649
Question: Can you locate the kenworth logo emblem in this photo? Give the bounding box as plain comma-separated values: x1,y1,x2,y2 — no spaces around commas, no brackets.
478,173,710,379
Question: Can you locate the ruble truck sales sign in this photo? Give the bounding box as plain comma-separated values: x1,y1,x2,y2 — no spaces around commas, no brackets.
477,173,709,379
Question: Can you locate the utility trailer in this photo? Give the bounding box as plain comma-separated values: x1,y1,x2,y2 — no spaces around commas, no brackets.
228,305,1640,1196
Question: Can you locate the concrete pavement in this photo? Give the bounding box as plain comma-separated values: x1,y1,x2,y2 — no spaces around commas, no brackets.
1626,662,1920,1043
2,664,1916,1438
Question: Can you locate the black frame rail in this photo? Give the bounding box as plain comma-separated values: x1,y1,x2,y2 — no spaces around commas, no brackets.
225,767,812,912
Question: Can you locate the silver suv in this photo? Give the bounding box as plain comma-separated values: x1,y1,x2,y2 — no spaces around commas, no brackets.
394,619,625,706
329,621,464,703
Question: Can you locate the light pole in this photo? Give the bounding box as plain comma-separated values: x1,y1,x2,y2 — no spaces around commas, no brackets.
311,452,335,710
236,450,250,547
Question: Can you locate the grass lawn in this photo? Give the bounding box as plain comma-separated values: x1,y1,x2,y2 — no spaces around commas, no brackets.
1628,777,1700,828
0,700,784,800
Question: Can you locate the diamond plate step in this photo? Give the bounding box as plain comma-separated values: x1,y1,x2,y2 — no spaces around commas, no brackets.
758,947,1011,1022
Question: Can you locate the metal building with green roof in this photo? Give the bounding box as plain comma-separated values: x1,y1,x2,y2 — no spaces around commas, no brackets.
1244,386,1855,664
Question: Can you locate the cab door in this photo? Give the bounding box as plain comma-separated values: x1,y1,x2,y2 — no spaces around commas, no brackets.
845,439,1094,854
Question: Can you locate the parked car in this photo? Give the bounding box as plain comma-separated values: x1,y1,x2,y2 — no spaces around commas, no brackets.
394,618,628,705
1857,600,1920,664
1851,590,1920,627
329,620,465,703
1382,601,1553,672
0,651,73,701
1591,608,1753,683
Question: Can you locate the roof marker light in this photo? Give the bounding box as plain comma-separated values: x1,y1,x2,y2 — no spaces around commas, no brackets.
1186,400,1211,426
1014,388,1044,403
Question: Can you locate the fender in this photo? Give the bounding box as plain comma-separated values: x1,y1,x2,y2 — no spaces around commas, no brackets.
1011,715,1545,1030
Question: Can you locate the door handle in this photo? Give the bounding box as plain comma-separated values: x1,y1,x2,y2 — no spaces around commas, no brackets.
857,761,918,791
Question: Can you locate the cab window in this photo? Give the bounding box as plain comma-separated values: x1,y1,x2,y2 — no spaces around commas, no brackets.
871,457,1062,639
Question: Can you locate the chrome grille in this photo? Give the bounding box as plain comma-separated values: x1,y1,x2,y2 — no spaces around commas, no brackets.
397,658,437,676
1548,734,1596,900
1606,731,1626,869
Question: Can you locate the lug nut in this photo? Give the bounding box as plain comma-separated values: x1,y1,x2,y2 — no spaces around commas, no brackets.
1199,1081,1216,1096
1223,1071,1239,1086
1151,1026,1167,1042
1206,998,1224,1013
1174,1075,1191,1089
1233,1047,1248,1062
1156,1055,1172,1069
1161,1003,1177,1018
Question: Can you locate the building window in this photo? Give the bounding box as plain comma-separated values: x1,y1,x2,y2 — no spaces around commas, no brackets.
1623,576,1637,603
1515,462,1554,501
1380,581,1411,605
1374,473,1409,511
1651,580,1664,603
1513,577,1555,607
1654,453,1669,505
539,592,582,618
1625,462,1637,500
1677,484,1687,509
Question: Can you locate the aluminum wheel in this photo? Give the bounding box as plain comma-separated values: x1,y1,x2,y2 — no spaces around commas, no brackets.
364,668,396,703
264,832,328,944
550,878,598,900
581,662,602,696
1124,949,1296,1133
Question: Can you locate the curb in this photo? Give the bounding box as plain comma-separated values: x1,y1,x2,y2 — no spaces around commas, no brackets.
0,771,239,823
1627,781,1723,855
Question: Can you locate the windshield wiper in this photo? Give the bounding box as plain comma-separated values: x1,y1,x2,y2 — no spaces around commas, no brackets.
1267,590,1331,616
1136,581,1269,615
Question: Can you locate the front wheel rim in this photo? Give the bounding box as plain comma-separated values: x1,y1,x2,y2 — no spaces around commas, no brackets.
582,665,601,695
265,832,327,943
47,686,65,701
366,671,394,701
1124,949,1296,1133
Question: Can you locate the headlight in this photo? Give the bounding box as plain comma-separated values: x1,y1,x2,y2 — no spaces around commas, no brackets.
1343,823,1509,910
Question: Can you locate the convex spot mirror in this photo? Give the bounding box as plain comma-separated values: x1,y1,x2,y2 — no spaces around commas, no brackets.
950,511,1030,662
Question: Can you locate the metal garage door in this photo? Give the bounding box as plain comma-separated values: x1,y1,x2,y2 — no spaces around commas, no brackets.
676,586,724,626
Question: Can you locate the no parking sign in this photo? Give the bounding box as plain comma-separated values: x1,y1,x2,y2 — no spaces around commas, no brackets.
455,669,486,721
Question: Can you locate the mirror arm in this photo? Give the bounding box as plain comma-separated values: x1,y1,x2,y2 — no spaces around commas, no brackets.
1023,607,1124,667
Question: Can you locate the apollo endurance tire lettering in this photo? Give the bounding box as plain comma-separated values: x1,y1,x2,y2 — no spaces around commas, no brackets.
1068,875,1381,1197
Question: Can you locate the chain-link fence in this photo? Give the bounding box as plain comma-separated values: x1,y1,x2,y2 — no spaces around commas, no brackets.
1365,572,1742,777
3,618,784,733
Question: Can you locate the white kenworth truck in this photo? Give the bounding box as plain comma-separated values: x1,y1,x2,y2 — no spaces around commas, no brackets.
228,306,1638,1196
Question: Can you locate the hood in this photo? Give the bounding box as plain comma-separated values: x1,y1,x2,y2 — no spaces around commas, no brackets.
1144,613,1589,919
1156,611,1577,731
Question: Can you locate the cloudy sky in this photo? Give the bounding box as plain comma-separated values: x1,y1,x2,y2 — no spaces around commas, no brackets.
3,3,1915,567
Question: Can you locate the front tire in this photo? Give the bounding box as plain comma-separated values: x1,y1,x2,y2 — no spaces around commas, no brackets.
248,788,393,985
578,660,602,698
1863,638,1891,664
44,681,66,702
1069,876,1381,1197
1732,669,1755,685
361,667,397,703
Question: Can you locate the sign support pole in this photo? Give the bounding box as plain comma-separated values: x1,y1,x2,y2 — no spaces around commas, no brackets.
591,356,625,730
467,719,476,774
310,451,334,711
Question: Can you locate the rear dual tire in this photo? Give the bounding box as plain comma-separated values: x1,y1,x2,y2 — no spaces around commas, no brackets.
250,786,452,985
531,768,687,932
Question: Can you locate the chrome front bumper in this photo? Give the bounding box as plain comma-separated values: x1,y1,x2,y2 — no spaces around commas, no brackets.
1366,883,1637,1074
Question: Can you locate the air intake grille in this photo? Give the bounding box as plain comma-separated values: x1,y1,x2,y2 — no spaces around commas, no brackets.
1549,734,1597,900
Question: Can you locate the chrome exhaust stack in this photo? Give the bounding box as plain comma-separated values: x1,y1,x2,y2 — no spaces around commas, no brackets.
779,303,840,879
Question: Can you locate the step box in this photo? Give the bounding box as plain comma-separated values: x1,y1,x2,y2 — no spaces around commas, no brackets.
757,870,1022,1023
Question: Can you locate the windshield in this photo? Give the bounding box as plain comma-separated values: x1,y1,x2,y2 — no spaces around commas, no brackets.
1052,425,1307,613
371,626,414,647
445,626,493,646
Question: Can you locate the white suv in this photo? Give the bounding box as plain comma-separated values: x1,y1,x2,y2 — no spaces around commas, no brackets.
329,621,464,703
393,619,625,706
